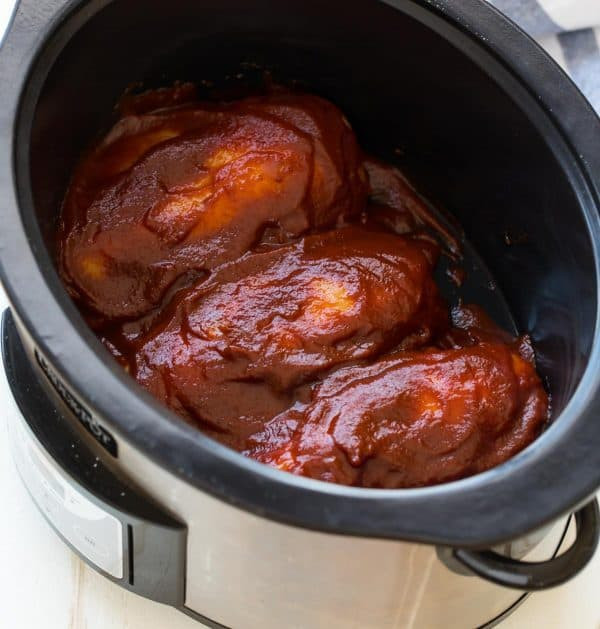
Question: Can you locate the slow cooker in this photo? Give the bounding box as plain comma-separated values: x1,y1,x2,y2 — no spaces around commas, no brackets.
1,0,600,627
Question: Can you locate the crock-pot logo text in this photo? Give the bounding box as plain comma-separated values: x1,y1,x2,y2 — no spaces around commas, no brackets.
34,349,118,457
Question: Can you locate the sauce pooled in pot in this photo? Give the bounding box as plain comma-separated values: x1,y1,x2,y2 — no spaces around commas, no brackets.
58,85,549,488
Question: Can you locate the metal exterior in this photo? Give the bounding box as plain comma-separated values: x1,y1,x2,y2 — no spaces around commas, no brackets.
2,311,188,608
4,309,572,628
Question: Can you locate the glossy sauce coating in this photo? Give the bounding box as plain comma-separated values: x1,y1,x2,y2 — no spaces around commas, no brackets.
248,339,546,488
60,86,366,319
130,226,448,448
59,86,549,488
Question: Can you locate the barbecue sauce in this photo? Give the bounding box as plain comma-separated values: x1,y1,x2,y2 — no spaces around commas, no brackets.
58,86,549,488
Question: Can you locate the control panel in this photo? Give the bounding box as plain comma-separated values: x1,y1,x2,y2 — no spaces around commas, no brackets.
10,410,124,578
2,309,186,607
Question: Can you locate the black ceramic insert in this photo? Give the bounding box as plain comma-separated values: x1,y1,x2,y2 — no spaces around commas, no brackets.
0,0,599,550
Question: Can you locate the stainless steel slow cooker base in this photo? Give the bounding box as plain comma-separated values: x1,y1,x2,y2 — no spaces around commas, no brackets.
2,309,576,628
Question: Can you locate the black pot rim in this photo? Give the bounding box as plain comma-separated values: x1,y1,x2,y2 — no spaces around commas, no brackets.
1,0,599,548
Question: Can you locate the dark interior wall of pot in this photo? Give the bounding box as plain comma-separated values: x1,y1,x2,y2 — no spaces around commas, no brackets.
23,0,597,416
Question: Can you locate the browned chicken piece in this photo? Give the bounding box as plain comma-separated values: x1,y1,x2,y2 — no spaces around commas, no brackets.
248,342,548,488
59,89,367,320
130,226,447,444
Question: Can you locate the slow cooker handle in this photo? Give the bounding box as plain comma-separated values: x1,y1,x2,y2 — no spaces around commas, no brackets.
452,499,599,590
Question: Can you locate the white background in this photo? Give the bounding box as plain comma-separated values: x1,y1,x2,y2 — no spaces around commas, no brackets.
1,1,599,627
